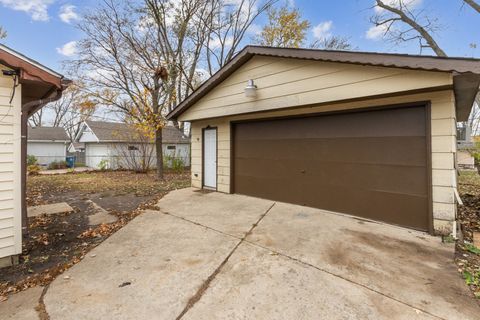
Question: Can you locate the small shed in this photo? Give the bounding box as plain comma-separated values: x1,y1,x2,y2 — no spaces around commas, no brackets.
0,44,68,266
75,121,190,169
168,46,480,236
27,126,69,166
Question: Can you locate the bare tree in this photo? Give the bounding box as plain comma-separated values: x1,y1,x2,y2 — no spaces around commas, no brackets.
143,0,216,129
73,0,168,178
111,128,156,173
0,26,6,40
72,0,274,166
370,1,480,135
370,0,446,56
203,0,277,75
29,84,97,140
464,0,480,13
311,36,353,51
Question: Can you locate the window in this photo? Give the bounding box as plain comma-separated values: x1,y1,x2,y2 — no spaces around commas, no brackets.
167,145,176,150
128,145,139,151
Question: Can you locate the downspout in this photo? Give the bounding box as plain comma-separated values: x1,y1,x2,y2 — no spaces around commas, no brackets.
21,88,65,234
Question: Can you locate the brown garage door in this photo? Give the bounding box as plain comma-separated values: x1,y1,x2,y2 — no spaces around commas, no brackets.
233,105,430,231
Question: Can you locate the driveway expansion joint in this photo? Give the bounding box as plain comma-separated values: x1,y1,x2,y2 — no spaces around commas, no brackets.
159,210,243,240
174,202,276,320
35,284,50,320
243,240,447,320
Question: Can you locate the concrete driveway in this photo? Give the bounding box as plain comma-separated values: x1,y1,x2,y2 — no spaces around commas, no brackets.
6,188,479,319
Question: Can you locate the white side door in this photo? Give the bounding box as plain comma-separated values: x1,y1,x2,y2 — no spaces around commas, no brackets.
203,128,217,189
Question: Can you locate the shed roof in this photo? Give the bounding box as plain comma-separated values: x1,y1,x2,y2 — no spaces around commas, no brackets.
167,46,480,122
28,126,69,142
84,121,190,144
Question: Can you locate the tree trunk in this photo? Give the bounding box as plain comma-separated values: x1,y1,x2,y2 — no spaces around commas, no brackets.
155,127,163,179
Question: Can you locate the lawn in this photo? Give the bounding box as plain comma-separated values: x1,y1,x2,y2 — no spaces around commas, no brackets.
0,170,190,300
457,170,480,299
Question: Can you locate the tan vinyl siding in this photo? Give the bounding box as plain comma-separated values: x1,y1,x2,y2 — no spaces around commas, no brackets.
186,57,457,234
190,90,457,233
0,64,22,258
179,56,452,122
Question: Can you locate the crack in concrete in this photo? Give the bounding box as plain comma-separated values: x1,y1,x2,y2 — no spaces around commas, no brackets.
158,207,447,320
35,284,50,320
160,210,244,241
174,202,276,320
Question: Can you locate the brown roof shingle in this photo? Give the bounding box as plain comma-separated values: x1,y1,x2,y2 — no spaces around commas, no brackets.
28,126,69,142
84,121,190,144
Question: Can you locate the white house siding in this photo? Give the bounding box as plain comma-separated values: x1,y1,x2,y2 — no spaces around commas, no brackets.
163,144,190,167
85,143,190,169
27,142,67,166
0,64,22,261
185,57,457,234
85,143,111,169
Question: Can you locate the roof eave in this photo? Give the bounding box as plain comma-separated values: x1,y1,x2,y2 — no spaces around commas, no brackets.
167,46,480,121
453,73,480,122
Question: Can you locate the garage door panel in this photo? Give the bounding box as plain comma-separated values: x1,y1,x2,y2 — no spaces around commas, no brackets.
235,107,426,140
235,137,427,166
235,174,304,205
302,161,427,195
235,157,303,180
233,106,429,231
302,183,428,230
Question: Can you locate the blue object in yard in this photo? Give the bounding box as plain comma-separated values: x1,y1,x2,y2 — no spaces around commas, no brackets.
66,156,76,168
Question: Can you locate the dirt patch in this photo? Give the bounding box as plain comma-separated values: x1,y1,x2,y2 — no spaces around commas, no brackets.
457,171,480,299
89,193,155,213
0,170,190,300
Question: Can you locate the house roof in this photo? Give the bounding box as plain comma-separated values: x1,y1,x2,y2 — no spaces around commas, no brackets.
0,44,70,114
167,45,480,122
83,121,190,144
69,142,85,150
28,126,69,142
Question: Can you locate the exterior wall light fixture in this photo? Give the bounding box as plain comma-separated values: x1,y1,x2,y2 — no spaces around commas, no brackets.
244,79,257,98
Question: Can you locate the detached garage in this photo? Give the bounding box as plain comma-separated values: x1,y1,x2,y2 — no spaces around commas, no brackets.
168,46,480,235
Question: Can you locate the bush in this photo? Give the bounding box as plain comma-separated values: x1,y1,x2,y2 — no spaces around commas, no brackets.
47,161,68,170
171,157,185,173
98,159,109,171
27,154,37,166
163,154,185,173
27,164,41,176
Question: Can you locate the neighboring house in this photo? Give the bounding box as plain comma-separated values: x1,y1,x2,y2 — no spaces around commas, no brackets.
67,142,86,166
27,126,69,166
68,142,85,153
0,44,68,267
168,46,480,237
75,120,190,169
456,123,475,169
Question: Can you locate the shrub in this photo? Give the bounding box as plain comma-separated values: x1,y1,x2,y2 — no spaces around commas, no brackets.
27,164,41,176
47,161,68,170
27,154,37,166
98,159,109,171
163,154,186,173
171,157,185,173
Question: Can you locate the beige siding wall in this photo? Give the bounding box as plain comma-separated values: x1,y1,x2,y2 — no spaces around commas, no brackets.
190,89,457,234
179,56,452,122
0,64,22,258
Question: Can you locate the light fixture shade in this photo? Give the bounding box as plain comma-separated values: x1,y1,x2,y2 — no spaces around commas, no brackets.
244,79,257,97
